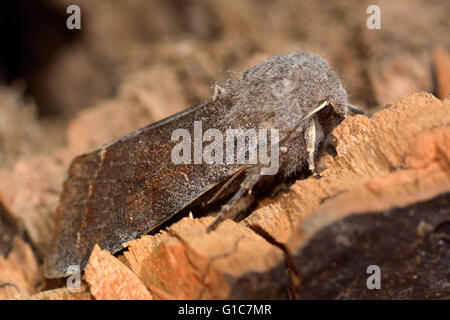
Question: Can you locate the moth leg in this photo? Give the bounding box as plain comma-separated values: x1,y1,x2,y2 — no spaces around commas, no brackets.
305,118,321,179
206,166,247,206
348,103,371,117
207,169,261,232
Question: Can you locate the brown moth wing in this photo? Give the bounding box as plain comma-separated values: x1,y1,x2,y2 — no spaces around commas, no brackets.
44,99,244,278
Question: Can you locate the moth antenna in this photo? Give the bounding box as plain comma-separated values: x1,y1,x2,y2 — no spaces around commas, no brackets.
301,100,329,122
277,100,330,147
207,169,261,232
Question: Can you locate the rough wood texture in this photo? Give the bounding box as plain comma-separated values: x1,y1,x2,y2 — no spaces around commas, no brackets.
0,237,40,299
84,245,153,300
434,46,450,99
28,288,92,300
120,217,286,299
0,201,21,257
368,55,432,107
0,156,64,256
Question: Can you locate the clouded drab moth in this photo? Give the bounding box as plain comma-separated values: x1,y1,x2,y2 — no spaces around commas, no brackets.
45,52,363,278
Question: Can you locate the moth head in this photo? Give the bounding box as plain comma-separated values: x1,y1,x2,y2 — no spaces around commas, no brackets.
302,100,345,135
319,67,349,118
309,101,369,135
301,69,348,128
299,54,350,129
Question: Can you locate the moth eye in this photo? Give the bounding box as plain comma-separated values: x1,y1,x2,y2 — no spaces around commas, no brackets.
319,104,333,118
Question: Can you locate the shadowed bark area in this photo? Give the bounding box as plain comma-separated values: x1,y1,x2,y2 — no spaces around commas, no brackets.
0,201,20,257
294,193,450,299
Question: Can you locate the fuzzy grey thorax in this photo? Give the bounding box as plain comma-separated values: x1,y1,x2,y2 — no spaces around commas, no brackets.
220,52,347,130
218,52,348,177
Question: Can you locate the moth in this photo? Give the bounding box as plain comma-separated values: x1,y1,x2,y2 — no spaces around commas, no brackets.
44,52,366,278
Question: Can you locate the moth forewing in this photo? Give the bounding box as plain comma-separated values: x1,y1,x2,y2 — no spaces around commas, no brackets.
44,99,245,278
